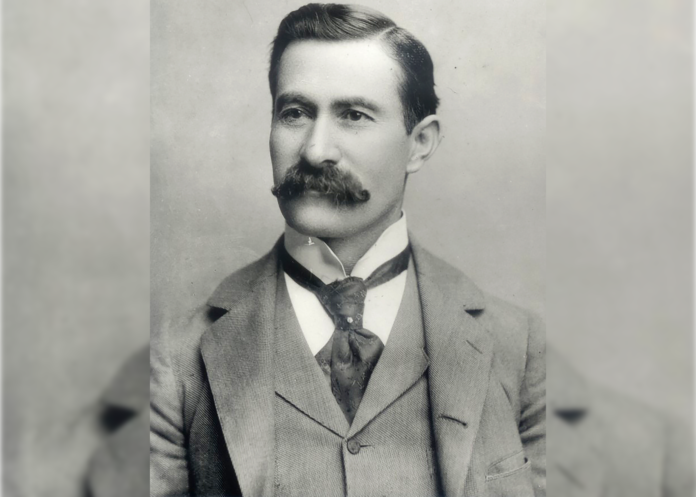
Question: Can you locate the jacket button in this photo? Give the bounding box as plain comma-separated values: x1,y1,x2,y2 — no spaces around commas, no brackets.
347,439,361,455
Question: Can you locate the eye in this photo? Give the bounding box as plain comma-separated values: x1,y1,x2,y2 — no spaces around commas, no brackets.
343,110,370,122
279,108,309,124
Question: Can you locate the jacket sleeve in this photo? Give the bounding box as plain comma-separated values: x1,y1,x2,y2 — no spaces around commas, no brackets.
520,312,546,497
150,320,190,497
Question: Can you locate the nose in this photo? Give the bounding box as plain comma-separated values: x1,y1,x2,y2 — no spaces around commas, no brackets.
300,116,341,167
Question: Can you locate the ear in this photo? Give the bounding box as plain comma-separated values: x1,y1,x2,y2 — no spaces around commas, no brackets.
406,115,441,174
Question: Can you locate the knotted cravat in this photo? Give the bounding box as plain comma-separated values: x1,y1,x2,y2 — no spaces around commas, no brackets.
281,244,411,423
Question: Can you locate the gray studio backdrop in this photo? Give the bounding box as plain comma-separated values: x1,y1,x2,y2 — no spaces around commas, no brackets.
151,0,546,335
548,0,693,425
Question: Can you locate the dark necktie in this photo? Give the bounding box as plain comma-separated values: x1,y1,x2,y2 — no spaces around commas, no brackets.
280,243,411,423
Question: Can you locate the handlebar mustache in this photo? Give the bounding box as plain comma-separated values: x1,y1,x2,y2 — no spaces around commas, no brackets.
271,160,370,206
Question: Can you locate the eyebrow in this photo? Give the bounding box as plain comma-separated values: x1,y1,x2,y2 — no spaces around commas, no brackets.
332,97,382,114
275,92,383,115
275,92,316,114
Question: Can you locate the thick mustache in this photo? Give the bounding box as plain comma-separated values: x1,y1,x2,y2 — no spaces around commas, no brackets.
271,161,370,205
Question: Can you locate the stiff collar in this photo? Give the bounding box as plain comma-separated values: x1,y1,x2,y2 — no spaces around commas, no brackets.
283,213,409,283
207,232,486,312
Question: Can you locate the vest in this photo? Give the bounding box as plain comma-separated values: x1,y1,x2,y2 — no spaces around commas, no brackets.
273,261,440,496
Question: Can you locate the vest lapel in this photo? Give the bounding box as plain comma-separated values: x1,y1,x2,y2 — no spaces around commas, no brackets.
348,261,430,437
274,271,350,437
200,246,280,497
411,239,493,497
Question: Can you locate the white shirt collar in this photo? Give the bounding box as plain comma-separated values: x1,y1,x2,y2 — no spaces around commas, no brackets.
284,213,409,284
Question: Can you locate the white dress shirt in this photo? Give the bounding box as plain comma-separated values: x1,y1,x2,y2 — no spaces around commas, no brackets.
284,214,410,355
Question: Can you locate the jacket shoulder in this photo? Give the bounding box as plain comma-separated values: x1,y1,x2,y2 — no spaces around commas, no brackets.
412,239,543,358
481,293,540,323
413,240,543,384
152,242,280,378
478,294,544,348
163,243,278,338
207,244,280,311
477,294,545,401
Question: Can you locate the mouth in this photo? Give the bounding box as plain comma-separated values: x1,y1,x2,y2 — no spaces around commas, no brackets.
286,189,345,203
283,185,341,199
302,188,328,196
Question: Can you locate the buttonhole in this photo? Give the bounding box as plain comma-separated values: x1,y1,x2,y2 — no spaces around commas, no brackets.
439,414,468,428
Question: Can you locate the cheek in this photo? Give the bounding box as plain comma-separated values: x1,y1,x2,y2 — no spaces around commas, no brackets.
351,132,411,191
270,126,299,182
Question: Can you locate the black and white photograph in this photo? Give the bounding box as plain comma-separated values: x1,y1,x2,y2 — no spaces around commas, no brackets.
150,2,545,496
3,0,695,496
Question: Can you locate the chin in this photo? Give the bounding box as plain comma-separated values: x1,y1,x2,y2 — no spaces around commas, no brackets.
278,196,369,239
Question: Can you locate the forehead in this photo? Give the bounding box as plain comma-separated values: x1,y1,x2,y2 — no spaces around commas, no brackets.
275,39,403,110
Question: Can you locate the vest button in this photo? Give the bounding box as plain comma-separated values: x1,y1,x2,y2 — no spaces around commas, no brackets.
347,439,361,455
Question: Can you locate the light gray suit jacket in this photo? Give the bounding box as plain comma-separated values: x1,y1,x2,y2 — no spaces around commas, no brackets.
150,237,546,496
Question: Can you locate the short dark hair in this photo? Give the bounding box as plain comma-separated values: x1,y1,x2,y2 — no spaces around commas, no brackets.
269,3,439,134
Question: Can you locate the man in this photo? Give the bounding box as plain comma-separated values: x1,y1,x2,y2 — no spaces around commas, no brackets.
151,4,545,496
547,347,694,497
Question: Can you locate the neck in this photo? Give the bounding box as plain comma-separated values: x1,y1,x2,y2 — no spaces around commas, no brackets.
319,208,402,274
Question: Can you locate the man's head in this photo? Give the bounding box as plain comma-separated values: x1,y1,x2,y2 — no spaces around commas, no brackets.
269,3,441,239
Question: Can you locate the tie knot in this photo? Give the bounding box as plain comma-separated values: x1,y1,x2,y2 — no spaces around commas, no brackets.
318,277,367,330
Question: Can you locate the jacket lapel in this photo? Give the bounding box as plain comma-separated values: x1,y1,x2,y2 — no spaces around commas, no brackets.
274,270,350,437
200,246,280,497
411,239,493,497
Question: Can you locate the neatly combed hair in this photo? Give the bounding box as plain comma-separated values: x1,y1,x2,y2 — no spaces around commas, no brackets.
268,3,439,134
